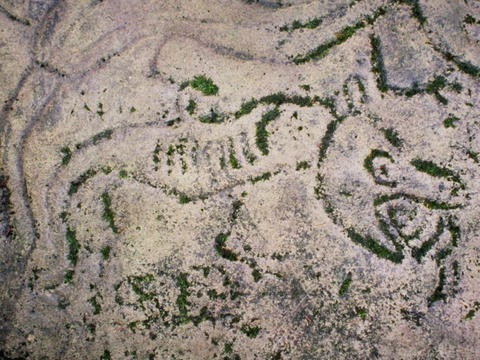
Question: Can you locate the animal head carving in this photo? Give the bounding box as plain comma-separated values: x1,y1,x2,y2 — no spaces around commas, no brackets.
317,77,472,304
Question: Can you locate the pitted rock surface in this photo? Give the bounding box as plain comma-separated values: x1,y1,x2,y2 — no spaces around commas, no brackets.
1,0,480,359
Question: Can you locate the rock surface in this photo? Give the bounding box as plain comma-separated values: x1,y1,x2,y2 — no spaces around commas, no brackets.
1,0,480,359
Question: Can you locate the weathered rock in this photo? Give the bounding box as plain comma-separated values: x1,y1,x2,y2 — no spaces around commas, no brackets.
1,0,479,358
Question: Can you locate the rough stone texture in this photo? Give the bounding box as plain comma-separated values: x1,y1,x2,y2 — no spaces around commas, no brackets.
1,0,480,359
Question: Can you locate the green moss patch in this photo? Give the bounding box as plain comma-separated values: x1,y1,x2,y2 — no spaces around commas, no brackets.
180,75,219,96
199,109,225,124
235,99,258,118
374,193,461,211
215,233,239,261
186,99,197,115
293,22,364,64
64,270,74,284
427,267,446,306
92,129,113,145
364,149,396,187
60,146,72,165
101,245,111,260
381,128,403,148
256,107,280,155
100,350,111,360
339,272,352,296
68,168,97,195
101,192,118,233
411,218,445,262
240,324,260,338
66,227,80,265
178,193,192,204
153,141,161,170
88,293,102,315
370,35,388,92
128,273,155,303
364,149,393,176
175,273,190,324
346,227,404,263
249,172,272,184
228,139,241,169
292,8,385,64
279,17,322,32
410,158,462,185
465,302,480,320
443,115,460,128
166,117,181,127
296,161,311,171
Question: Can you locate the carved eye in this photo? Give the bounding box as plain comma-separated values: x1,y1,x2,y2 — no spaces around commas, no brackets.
364,149,397,187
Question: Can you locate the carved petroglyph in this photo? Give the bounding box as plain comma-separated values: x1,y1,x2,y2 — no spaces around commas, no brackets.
1,0,480,358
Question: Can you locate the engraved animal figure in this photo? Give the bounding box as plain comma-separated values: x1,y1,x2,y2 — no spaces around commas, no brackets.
317,78,468,305
47,81,333,285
